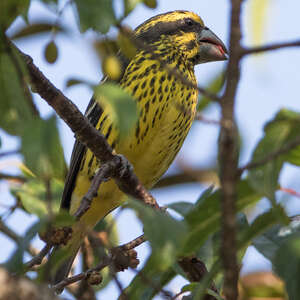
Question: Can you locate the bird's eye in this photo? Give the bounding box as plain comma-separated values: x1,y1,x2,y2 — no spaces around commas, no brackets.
185,18,194,26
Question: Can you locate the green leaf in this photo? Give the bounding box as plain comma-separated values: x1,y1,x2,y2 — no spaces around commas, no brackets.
0,42,34,136
249,109,300,202
10,22,66,40
195,185,215,206
124,255,176,300
197,72,225,112
182,283,198,292
285,145,300,166
44,40,58,64
182,180,262,254
167,201,194,216
94,214,119,246
207,290,225,300
21,115,66,180
65,77,92,89
129,199,187,270
273,234,300,300
94,82,138,138
52,209,75,227
74,0,116,33
16,178,64,217
40,246,70,281
0,0,30,29
239,207,285,251
123,0,143,16
167,186,215,218
143,0,157,9
190,210,281,300
253,216,300,261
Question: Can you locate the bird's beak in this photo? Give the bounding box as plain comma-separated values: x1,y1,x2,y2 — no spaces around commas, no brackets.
197,27,228,63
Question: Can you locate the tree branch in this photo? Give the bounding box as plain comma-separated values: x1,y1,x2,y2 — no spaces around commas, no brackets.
0,149,20,158
238,134,300,174
241,39,300,56
155,168,218,188
218,0,243,299
74,157,121,220
8,38,158,210
0,172,26,182
24,243,53,270
52,233,145,293
0,218,38,257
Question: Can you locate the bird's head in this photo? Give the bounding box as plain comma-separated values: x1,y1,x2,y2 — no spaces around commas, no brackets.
135,10,228,65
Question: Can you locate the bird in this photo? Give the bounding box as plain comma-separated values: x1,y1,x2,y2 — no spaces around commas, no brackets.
51,10,227,285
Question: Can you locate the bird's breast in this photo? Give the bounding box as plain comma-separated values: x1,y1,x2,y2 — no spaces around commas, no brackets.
118,59,198,188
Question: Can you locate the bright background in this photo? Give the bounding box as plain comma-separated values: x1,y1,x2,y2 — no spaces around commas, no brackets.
1,0,300,298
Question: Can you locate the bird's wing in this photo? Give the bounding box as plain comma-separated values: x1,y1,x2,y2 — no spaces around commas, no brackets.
60,98,103,210
61,53,130,211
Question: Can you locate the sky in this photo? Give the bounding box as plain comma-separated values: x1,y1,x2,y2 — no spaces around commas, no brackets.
1,0,300,299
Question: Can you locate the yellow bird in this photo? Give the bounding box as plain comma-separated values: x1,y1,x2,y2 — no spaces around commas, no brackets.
52,10,227,284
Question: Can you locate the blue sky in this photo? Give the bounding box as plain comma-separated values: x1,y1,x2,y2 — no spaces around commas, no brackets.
1,0,300,298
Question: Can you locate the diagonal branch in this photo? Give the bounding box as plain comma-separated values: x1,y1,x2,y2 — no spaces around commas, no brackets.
8,38,158,210
0,218,38,257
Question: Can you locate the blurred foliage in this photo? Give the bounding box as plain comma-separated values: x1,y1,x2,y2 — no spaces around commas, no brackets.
248,0,270,46
197,71,225,112
249,109,300,203
0,1,299,300
239,271,287,299
15,178,64,217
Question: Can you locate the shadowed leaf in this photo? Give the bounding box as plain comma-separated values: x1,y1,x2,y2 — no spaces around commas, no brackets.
74,0,116,33
21,115,66,180
94,82,138,138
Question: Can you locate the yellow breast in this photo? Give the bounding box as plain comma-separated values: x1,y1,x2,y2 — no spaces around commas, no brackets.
71,50,198,227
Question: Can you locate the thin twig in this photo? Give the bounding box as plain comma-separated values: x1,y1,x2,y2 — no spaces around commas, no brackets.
52,255,111,292
74,162,114,220
0,218,38,257
195,113,221,126
113,273,128,300
281,187,300,199
0,150,20,158
171,290,188,300
129,267,173,299
155,168,218,188
52,232,145,292
0,172,26,182
241,39,300,56
119,234,146,251
238,135,300,175
25,243,52,269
